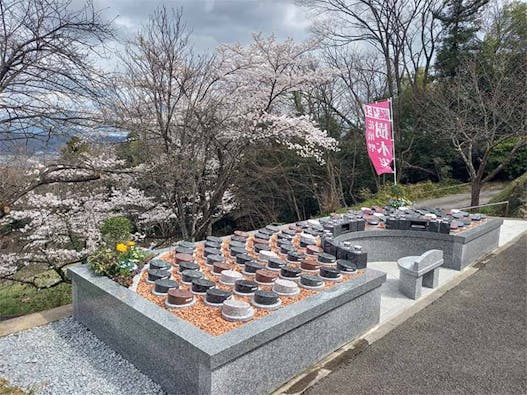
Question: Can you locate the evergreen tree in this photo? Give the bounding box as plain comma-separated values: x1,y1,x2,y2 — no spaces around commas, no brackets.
434,0,489,78
421,1,527,206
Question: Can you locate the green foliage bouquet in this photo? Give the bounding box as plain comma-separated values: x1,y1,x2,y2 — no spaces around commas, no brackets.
87,217,152,287
388,184,413,208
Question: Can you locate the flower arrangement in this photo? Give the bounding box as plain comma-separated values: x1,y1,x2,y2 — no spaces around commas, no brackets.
388,184,413,208
88,240,151,287
87,217,151,287
388,196,413,208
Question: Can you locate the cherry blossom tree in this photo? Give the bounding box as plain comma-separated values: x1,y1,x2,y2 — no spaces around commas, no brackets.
0,146,173,288
1,7,341,283
105,7,338,240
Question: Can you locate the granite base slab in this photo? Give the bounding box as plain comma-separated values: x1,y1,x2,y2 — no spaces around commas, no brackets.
334,219,502,270
69,265,385,395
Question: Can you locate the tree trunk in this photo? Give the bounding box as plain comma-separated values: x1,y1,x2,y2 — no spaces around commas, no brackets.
470,178,482,207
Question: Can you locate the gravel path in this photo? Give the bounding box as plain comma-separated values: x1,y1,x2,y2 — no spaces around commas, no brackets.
415,182,504,209
0,318,163,394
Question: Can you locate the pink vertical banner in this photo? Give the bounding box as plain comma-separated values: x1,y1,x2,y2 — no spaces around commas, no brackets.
364,100,394,175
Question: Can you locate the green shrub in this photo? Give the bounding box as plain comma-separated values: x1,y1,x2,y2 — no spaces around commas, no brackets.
487,139,527,180
87,248,120,278
100,216,133,245
390,183,405,199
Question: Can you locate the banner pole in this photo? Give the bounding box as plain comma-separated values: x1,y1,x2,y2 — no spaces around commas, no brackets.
389,97,397,185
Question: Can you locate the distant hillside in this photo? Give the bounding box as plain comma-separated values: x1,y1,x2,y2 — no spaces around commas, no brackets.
0,130,127,159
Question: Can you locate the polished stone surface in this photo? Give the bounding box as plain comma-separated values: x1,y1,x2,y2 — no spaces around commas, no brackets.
334,218,503,270
211,287,382,395
397,250,443,275
69,265,385,395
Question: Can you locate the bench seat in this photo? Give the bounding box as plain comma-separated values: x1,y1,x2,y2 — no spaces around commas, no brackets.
397,249,444,299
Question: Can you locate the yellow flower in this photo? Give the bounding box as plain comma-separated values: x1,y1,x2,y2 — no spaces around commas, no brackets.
116,243,128,253
127,241,136,247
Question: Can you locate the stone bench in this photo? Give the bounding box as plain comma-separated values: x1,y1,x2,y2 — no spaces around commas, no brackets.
397,249,444,300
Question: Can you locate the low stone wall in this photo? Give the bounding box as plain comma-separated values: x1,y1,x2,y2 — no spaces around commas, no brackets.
69,265,386,395
333,218,503,270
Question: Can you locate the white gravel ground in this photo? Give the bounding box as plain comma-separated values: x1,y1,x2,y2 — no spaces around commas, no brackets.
0,318,164,394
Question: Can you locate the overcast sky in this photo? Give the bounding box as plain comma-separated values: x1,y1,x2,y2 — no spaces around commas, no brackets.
94,0,313,53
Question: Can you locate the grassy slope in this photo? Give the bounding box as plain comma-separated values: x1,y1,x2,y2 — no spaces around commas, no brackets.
0,282,71,319
331,180,468,214
481,172,527,217
0,265,71,319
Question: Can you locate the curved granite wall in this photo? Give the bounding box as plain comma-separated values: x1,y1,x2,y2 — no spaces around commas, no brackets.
334,218,503,270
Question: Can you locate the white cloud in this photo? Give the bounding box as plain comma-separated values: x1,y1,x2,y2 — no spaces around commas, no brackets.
95,0,312,52
282,2,312,31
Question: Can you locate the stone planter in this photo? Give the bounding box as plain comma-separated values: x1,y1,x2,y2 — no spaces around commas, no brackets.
69,265,385,395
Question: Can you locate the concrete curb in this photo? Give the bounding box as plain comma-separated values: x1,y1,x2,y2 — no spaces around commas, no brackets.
363,265,477,344
273,227,527,395
0,304,72,337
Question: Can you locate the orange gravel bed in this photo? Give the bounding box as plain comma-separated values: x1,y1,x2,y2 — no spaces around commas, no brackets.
135,234,363,336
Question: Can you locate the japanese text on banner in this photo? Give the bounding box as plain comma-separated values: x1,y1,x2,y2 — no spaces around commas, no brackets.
364,100,394,175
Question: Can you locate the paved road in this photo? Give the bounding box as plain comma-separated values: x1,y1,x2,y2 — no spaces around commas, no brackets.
305,235,527,395
416,183,505,210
